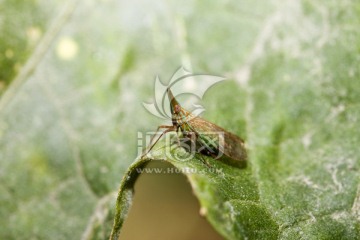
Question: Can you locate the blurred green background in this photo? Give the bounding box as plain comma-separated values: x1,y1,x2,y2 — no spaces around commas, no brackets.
1,0,360,239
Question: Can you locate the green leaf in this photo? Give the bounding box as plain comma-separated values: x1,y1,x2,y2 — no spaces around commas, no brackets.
110,146,278,240
1,0,360,239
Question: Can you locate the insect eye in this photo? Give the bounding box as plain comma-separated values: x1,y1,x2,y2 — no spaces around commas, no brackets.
174,105,181,113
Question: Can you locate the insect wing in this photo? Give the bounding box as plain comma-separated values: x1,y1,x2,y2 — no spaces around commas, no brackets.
187,117,247,162
221,130,247,161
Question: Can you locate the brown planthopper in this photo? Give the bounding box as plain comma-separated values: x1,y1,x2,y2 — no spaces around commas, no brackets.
142,87,247,168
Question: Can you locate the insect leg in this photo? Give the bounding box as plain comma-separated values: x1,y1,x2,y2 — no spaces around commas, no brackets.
186,132,211,168
141,125,176,158
175,126,181,146
197,153,211,168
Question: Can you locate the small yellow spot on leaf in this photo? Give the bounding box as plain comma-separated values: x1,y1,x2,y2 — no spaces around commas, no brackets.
56,36,79,60
200,206,207,216
26,26,42,43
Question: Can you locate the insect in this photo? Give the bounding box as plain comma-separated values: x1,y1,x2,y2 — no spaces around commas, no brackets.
142,87,247,167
